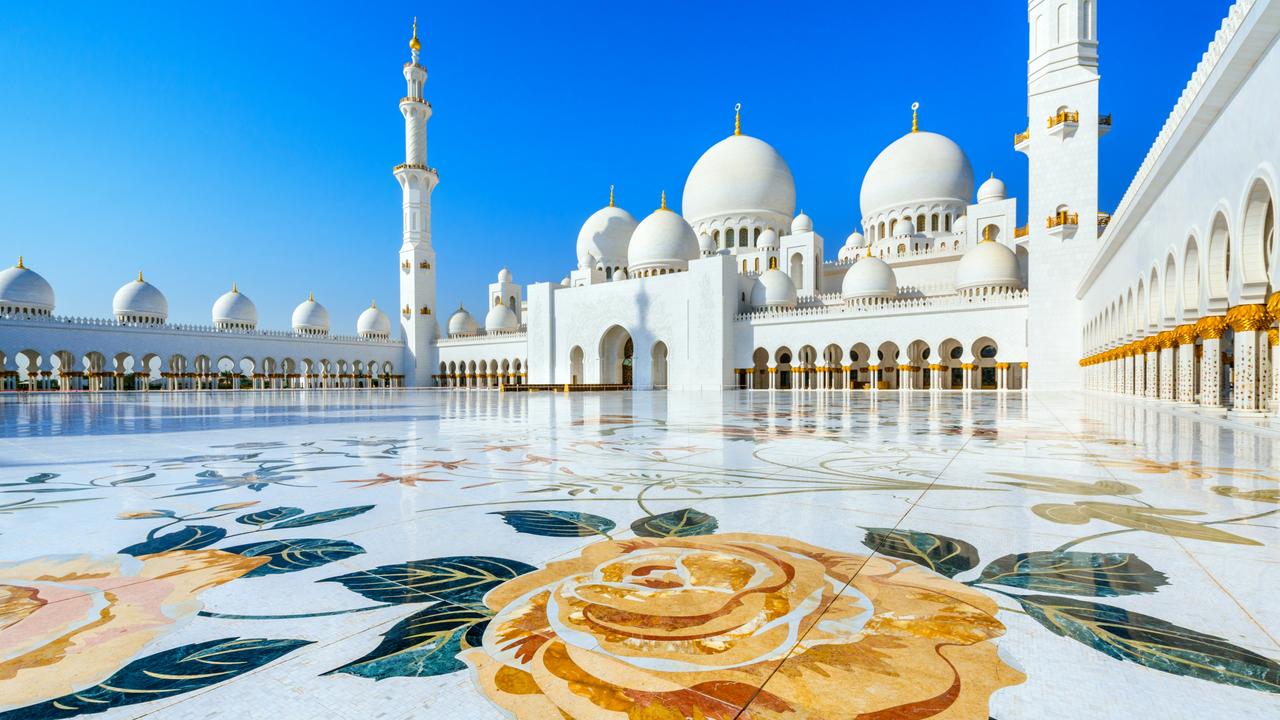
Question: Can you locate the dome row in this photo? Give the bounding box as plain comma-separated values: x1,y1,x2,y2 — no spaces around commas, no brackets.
0,260,392,339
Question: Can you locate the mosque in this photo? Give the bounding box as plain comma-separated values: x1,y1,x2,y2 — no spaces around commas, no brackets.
2,0,1279,417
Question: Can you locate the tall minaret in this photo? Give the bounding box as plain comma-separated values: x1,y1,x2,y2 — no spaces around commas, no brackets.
396,18,439,387
1023,0,1101,389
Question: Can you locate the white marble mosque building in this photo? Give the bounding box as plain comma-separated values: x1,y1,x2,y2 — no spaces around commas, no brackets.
2,1,1279,415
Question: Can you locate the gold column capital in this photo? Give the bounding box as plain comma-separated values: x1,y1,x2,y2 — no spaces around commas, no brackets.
1267,291,1280,319
1173,324,1197,346
1156,331,1176,350
1269,327,1279,346
1194,315,1227,340
1225,303,1271,332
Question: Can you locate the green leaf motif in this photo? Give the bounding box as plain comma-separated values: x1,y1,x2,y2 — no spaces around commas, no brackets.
119,525,226,556
0,637,312,719
323,556,536,605
989,472,1141,496
1014,594,1280,694
977,551,1168,596
223,538,367,577
270,504,374,529
109,473,156,487
236,506,304,526
325,603,489,679
1033,502,1263,546
24,473,59,484
861,527,979,578
631,508,718,538
491,509,615,537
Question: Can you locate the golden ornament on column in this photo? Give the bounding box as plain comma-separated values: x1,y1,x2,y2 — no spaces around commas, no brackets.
1194,315,1227,340
1173,324,1197,346
1156,331,1176,350
1225,303,1271,332
1266,291,1280,320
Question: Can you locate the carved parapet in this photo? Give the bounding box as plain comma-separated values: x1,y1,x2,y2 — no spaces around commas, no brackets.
1225,304,1270,332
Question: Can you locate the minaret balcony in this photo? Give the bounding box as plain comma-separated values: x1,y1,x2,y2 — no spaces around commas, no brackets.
400,96,431,107
1046,211,1079,239
1013,129,1030,153
1099,113,1113,137
394,163,438,178
1047,110,1080,139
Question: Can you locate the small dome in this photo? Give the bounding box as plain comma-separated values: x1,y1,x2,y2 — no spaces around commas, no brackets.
0,258,55,316
955,241,1022,295
894,217,916,237
977,174,1007,204
212,284,258,330
448,305,480,336
497,267,513,283
357,301,391,339
953,215,968,234
860,130,974,219
758,228,780,250
576,204,637,269
683,134,796,226
112,272,167,324
291,294,330,336
560,276,571,286
697,232,716,257
841,257,898,303
791,212,813,234
750,269,798,309
627,201,700,274
838,232,866,261
484,303,519,333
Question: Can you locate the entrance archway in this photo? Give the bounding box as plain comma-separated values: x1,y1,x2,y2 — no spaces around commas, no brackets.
599,325,633,386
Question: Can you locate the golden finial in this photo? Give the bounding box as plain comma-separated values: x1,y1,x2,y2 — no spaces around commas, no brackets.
232,282,239,294
16,256,24,269
308,291,315,302
983,226,992,243
911,102,920,133
660,190,668,211
137,270,144,282
371,298,377,308
609,184,615,208
409,17,421,53
734,103,742,136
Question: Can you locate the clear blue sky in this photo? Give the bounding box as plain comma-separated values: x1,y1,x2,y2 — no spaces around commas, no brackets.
0,1,1235,333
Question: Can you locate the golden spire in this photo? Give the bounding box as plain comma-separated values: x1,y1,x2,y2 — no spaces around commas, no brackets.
911,102,920,133
137,270,144,282
16,255,24,269
409,17,421,53
232,282,238,294
660,190,668,211
308,291,315,302
734,103,742,136
371,299,377,308
609,184,615,208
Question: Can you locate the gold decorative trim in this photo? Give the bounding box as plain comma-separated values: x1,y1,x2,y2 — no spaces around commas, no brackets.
1194,315,1227,340
1225,304,1270,332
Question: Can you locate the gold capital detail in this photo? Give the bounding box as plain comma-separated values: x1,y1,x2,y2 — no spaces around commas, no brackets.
1267,291,1280,319
1194,315,1227,340
1225,304,1270,332
1156,331,1176,350
1269,327,1279,346
1173,324,1197,346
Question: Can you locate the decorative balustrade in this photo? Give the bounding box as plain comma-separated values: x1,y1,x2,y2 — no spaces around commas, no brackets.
735,289,1029,322
1014,225,1029,238
0,313,401,344
1013,129,1030,145
1097,212,1113,228
1098,114,1113,127
1047,110,1080,128
437,329,528,345
1047,211,1080,228
1105,0,1257,240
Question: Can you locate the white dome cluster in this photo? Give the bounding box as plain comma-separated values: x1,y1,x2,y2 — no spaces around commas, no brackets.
860,130,974,219
955,240,1022,296
627,195,700,276
750,269,798,310
576,200,638,270
0,257,55,317
357,301,391,339
838,232,867,262
484,302,519,333
841,256,898,304
683,133,795,227
212,284,258,331
112,272,168,325
448,305,480,336
291,294,331,336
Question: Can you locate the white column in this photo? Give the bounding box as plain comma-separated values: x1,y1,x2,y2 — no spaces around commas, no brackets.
1175,328,1197,405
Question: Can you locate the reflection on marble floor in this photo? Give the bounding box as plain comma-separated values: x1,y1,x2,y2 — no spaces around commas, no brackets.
0,390,1276,719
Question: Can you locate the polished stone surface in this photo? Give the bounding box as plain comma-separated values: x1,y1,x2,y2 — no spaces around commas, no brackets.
0,390,1277,719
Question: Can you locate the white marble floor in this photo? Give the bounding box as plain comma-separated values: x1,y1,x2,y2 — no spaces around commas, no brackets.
0,390,1276,719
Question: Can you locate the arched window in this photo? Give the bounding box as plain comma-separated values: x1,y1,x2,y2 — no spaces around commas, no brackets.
917,214,926,231
897,243,907,254
754,258,760,272
605,267,613,280
739,229,748,248
713,229,721,248
1057,3,1069,44
742,259,748,273
945,215,952,232
878,221,886,239
754,228,762,246
931,214,939,231
727,228,736,247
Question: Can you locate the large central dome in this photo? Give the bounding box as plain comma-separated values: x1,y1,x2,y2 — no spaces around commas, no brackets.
682,134,795,225
860,131,974,219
